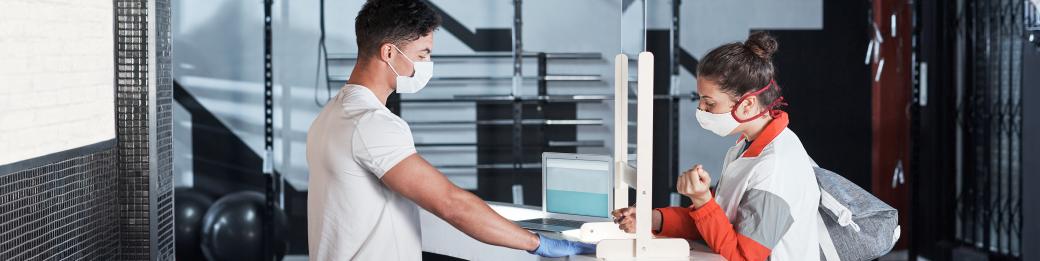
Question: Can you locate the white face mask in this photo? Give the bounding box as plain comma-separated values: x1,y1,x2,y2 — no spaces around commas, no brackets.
695,80,785,137
695,108,741,137
386,45,433,94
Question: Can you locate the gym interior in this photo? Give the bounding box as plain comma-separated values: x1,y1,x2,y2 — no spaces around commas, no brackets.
1,0,1039,260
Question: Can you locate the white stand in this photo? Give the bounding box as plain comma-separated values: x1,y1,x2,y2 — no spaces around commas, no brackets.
612,53,631,211
574,222,635,243
595,52,690,260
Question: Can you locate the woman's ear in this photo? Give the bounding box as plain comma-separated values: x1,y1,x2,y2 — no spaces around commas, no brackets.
740,95,759,117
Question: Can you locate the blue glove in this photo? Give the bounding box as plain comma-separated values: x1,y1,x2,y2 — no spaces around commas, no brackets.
528,234,596,257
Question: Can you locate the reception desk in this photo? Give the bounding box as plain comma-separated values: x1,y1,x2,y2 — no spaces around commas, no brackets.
419,202,725,260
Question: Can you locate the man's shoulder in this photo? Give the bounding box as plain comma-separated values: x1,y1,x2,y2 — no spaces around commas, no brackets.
351,109,411,141
356,109,406,126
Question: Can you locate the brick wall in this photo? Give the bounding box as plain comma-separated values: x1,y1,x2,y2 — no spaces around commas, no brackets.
0,0,116,165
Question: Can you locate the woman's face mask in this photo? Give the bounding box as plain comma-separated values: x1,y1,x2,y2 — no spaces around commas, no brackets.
694,79,784,137
695,104,743,137
386,44,433,94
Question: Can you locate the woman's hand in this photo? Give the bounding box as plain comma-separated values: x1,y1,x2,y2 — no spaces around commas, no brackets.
610,206,662,233
677,164,713,209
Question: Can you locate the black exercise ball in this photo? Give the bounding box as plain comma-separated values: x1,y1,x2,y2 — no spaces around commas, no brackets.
200,191,288,261
175,187,213,261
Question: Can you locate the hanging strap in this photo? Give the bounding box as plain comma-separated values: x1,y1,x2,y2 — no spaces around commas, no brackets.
820,189,861,232
817,214,841,261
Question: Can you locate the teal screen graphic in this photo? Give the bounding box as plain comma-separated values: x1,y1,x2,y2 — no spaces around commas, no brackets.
545,158,611,218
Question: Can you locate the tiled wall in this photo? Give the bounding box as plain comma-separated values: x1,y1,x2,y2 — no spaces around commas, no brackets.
115,0,175,259
154,0,176,258
114,0,152,258
0,147,120,260
0,0,174,260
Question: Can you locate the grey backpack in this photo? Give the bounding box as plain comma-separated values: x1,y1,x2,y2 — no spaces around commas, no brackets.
814,166,900,261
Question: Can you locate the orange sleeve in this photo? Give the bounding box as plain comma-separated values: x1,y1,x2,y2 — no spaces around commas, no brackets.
688,199,772,261
652,207,701,241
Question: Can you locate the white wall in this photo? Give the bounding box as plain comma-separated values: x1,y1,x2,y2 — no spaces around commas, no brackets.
0,0,115,165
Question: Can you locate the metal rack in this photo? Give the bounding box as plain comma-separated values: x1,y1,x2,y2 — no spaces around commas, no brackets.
315,0,698,204
325,54,607,102
323,48,616,181
327,52,602,60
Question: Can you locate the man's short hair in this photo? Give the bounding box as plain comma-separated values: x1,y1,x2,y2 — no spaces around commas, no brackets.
355,0,441,58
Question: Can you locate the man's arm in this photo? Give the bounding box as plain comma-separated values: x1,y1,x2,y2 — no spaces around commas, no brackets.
381,153,540,251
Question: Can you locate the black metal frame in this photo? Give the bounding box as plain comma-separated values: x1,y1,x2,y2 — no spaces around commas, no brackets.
511,0,524,179
957,0,1024,258
910,0,960,259
1020,3,1040,258
263,0,278,260
912,0,1030,259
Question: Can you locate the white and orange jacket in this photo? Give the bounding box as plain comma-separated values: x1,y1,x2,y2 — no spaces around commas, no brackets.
654,112,821,261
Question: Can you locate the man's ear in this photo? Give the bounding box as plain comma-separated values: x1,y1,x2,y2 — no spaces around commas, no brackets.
379,43,394,63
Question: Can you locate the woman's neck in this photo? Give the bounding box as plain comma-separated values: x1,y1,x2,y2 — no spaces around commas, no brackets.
741,115,772,141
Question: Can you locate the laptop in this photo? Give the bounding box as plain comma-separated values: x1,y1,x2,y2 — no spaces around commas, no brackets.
515,152,614,232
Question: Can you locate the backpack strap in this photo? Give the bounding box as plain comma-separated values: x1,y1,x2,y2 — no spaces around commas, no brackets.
817,214,841,261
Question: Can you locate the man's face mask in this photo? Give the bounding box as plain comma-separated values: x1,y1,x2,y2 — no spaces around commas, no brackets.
386,44,433,94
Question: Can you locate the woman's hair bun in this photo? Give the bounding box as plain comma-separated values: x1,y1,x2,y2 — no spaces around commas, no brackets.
744,31,778,61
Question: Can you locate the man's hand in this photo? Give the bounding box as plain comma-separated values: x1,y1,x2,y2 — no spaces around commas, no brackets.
677,164,713,209
528,234,596,257
611,206,662,233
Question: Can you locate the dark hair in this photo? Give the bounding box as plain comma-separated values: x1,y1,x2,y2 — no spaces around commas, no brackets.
696,31,781,108
355,0,441,59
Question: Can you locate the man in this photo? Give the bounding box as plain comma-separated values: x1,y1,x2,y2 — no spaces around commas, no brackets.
305,0,594,260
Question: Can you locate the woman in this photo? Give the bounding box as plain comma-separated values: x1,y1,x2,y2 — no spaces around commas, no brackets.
612,32,821,261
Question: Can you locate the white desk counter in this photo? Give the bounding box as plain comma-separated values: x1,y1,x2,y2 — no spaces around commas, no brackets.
420,202,725,260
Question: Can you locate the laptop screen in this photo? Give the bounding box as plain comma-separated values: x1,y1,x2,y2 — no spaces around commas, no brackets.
544,157,611,218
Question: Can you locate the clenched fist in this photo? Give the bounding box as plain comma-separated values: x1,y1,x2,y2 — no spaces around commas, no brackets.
677,164,713,209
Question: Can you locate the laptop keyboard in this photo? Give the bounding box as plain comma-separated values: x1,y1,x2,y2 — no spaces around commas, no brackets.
515,218,587,231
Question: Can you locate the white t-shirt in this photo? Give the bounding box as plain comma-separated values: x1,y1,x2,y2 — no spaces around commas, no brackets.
306,84,421,261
